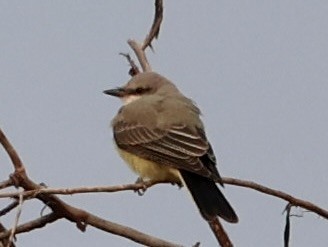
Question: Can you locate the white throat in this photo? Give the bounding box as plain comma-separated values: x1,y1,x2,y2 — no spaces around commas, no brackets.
122,95,142,105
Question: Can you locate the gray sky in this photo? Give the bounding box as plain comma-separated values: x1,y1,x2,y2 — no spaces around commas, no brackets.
1,1,328,246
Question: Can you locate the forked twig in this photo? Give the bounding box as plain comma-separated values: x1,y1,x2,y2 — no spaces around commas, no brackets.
128,40,151,72
119,53,140,76
126,0,164,73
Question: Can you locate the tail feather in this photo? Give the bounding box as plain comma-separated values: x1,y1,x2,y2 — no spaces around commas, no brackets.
180,170,238,223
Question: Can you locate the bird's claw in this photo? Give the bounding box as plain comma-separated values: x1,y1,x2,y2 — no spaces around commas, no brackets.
134,177,147,196
171,181,183,189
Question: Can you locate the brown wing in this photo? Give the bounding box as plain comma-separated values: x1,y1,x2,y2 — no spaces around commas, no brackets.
114,121,221,180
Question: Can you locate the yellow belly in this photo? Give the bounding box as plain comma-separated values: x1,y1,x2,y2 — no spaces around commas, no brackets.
117,148,181,184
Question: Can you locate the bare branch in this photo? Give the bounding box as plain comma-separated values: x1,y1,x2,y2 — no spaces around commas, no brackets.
142,0,164,50
0,201,19,217
1,177,327,222
0,204,184,247
0,128,184,247
2,125,327,246
0,128,87,231
1,176,327,222
7,192,23,247
0,213,59,240
208,218,233,247
0,129,24,174
0,223,14,247
0,180,165,199
0,180,13,190
86,213,183,247
0,211,183,247
222,177,328,220
126,0,163,73
128,39,152,72
119,53,140,76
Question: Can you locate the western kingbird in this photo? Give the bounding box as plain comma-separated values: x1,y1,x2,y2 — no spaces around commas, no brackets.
104,72,238,225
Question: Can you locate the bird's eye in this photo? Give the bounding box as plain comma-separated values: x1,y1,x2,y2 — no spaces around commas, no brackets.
135,87,144,94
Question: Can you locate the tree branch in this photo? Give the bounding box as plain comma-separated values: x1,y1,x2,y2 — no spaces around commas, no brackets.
0,213,59,239
0,180,165,199
222,177,328,220
119,53,140,76
0,129,24,173
0,222,15,247
0,201,19,217
142,0,163,50
1,177,326,221
7,191,24,246
208,218,233,247
0,211,183,247
0,180,13,190
86,213,183,247
126,0,164,73
128,39,152,72
0,127,184,247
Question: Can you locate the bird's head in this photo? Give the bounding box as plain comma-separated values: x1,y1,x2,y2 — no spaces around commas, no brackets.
104,72,179,105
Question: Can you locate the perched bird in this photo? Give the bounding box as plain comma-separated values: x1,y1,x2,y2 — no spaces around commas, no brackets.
104,72,238,231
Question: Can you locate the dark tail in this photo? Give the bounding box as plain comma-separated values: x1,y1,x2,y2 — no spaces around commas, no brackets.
180,170,238,223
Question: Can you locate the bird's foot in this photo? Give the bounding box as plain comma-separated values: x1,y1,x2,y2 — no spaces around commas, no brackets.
170,181,183,189
134,177,148,196
134,177,183,195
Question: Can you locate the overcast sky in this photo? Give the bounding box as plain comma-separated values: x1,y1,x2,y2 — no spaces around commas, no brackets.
1,1,328,246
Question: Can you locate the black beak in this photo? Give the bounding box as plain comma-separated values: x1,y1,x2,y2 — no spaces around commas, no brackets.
103,87,125,97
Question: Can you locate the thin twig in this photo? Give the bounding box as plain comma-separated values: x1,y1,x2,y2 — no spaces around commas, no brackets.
222,177,328,220
283,204,292,247
142,0,163,50
0,180,13,190
126,0,163,72
0,181,165,199
128,39,152,72
0,200,19,217
0,213,59,240
119,52,140,76
0,129,24,172
7,191,23,247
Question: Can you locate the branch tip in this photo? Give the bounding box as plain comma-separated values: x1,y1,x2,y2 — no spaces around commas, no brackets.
119,52,140,76
142,0,164,50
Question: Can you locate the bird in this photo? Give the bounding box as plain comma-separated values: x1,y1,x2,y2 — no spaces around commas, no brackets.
104,71,238,231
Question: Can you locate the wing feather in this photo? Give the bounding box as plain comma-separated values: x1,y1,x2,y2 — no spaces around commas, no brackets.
114,121,219,179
